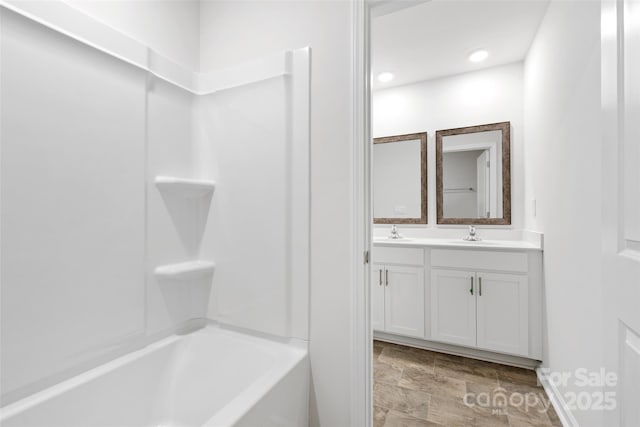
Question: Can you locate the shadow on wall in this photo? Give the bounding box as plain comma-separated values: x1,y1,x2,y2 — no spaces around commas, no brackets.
156,275,214,322
157,191,213,258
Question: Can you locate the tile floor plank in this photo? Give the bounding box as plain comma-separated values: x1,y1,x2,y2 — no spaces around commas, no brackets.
374,405,390,427
374,382,431,421
384,410,444,427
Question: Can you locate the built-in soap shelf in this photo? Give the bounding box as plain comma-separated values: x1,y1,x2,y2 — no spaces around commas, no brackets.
154,261,215,280
154,176,215,282
154,176,215,197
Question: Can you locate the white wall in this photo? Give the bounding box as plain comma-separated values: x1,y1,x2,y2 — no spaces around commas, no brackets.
199,2,354,426
62,0,200,70
523,1,603,425
373,62,524,228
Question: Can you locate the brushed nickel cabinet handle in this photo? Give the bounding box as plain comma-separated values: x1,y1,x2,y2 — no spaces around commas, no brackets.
385,269,389,286
379,269,382,286
479,277,482,296
470,276,474,295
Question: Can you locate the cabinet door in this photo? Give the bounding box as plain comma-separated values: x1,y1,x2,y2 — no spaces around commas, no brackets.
384,265,425,338
430,269,476,347
371,264,385,331
476,273,529,356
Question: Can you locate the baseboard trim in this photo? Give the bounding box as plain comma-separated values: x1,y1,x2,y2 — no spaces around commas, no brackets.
536,368,579,427
374,331,540,369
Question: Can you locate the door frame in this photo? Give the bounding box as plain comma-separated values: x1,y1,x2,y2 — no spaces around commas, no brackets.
350,1,373,425
351,1,437,424
350,1,433,425
353,1,640,425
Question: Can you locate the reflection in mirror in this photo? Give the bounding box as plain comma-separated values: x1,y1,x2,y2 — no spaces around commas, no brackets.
373,133,427,224
442,131,502,218
437,122,511,225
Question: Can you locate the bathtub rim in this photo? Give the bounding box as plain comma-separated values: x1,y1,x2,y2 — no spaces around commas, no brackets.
0,321,309,425
0,330,183,421
200,344,308,427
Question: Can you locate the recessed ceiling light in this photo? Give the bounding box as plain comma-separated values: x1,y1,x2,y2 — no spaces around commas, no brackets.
377,72,394,83
468,50,489,63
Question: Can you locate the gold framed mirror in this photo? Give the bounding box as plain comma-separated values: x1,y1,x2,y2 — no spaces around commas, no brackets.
373,132,427,224
436,122,511,225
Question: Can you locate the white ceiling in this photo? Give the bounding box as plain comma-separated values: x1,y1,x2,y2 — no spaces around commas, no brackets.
372,0,550,89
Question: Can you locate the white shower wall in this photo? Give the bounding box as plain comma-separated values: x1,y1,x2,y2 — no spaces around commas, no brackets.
146,77,207,335
1,2,309,407
195,78,291,337
0,6,204,404
0,8,148,403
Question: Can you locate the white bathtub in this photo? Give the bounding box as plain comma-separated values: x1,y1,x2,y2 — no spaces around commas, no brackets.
0,324,309,427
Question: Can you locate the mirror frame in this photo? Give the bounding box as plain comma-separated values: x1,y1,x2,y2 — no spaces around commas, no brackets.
373,132,427,224
436,121,511,225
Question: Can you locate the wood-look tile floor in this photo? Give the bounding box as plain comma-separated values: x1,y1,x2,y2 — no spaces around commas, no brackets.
373,340,563,427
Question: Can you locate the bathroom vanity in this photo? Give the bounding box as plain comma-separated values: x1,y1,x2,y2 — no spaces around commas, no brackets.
371,120,541,365
372,236,543,366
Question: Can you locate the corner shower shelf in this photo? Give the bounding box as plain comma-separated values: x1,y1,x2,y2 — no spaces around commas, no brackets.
154,261,216,280
154,176,216,197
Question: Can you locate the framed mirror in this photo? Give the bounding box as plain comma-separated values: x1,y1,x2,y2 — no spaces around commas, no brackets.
373,132,427,224
436,122,511,225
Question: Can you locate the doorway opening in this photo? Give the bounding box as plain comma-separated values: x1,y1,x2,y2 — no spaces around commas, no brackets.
362,1,562,426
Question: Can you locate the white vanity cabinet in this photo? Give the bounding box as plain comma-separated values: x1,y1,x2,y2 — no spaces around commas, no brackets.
430,269,477,347
430,248,533,357
371,248,425,338
371,264,386,331
372,240,543,363
476,272,529,356
431,269,529,356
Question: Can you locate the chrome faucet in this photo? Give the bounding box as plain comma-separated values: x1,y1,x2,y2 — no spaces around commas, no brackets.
389,224,403,240
463,225,481,241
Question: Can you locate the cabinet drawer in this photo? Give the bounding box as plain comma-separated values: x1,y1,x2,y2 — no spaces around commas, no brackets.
431,249,528,273
372,247,424,266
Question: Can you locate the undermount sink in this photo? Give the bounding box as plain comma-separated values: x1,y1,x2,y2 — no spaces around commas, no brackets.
446,239,497,245
374,237,413,242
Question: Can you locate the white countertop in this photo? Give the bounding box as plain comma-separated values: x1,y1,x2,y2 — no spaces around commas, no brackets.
373,237,542,251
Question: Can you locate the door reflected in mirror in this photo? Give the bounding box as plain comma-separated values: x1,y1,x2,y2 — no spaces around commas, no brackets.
437,122,511,225
373,133,427,224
